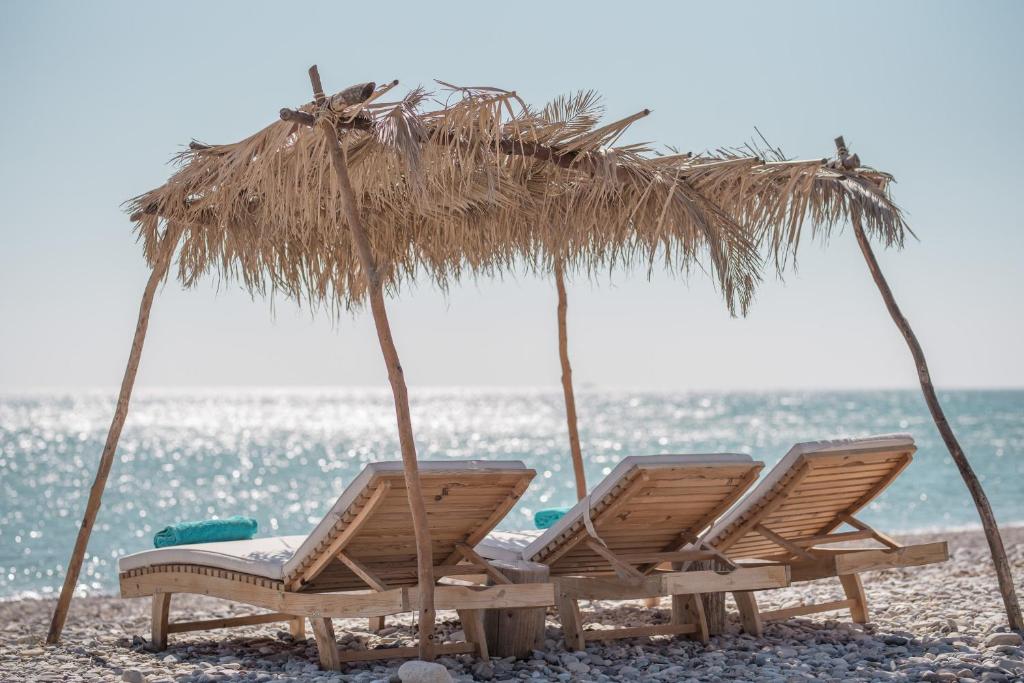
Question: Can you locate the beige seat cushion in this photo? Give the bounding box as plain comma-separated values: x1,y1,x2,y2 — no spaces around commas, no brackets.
118,535,305,580
476,530,543,562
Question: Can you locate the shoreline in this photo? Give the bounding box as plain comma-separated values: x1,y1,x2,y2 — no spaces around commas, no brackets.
2,526,1023,681
5,522,1024,605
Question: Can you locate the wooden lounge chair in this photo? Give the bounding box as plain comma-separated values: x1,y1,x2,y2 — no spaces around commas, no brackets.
700,434,950,635
119,461,552,669
476,454,791,649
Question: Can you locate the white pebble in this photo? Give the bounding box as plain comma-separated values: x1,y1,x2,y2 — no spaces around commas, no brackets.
397,659,453,683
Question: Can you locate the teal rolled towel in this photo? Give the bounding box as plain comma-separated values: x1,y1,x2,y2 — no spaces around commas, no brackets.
153,515,258,548
534,507,571,530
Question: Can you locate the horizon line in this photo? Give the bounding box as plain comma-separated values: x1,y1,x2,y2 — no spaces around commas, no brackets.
1,384,1022,394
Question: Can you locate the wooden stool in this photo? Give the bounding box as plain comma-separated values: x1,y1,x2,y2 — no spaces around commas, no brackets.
483,560,550,657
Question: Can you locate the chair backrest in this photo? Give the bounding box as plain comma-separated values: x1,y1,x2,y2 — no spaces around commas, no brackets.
283,461,534,591
702,434,915,560
521,454,763,575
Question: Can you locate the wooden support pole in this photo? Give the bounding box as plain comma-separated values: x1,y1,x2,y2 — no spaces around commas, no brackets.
732,590,763,637
289,617,306,640
849,203,1023,630
556,588,585,651
307,65,437,659
680,559,727,635
312,617,342,671
46,223,184,644
671,592,709,644
554,261,587,501
838,574,869,624
151,592,172,651
457,609,490,663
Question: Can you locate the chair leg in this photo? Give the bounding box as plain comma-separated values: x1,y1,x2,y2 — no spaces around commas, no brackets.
368,616,385,632
732,591,763,637
289,616,306,640
311,617,342,671
556,591,585,652
672,593,709,644
151,592,172,651
457,609,489,663
839,573,869,623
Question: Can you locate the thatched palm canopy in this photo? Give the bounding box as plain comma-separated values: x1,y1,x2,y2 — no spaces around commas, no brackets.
49,75,918,650
128,80,906,313
692,137,909,269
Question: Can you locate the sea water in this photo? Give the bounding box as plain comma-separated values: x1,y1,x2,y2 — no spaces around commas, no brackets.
1,388,1022,598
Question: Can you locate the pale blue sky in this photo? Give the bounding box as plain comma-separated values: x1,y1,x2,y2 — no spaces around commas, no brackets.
1,1,1022,390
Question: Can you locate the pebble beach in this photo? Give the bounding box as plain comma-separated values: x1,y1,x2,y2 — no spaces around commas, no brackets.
2,527,1022,683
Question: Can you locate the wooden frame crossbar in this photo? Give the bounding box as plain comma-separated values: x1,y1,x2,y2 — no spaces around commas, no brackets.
553,565,789,650
335,551,390,592
838,513,902,550
338,643,477,663
759,599,858,622
290,480,392,590
582,623,697,641
454,543,512,585
791,529,876,547
752,514,907,564
166,612,291,634
584,541,646,584
755,524,818,561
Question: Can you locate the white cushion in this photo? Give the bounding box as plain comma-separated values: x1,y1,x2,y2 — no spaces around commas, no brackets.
702,433,915,547
118,535,305,579
475,530,543,562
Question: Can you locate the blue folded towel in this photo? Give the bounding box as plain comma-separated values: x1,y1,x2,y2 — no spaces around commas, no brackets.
153,516,258,548
534,507,571,530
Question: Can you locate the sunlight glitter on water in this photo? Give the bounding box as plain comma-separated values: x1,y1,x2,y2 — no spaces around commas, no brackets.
1,388,1022,597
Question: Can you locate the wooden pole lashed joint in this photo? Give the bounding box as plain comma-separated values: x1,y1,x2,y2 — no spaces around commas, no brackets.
830,135,860,170
554,261,587,501
304,65,437,660
279,108,319,127
329,82,376,108
281,74,376,131
841,134,1022,630
308,66,327,104
47,223,185,644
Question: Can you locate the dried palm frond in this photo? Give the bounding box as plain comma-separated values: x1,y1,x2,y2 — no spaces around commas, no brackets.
684,135,909,272
127,78,905,319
